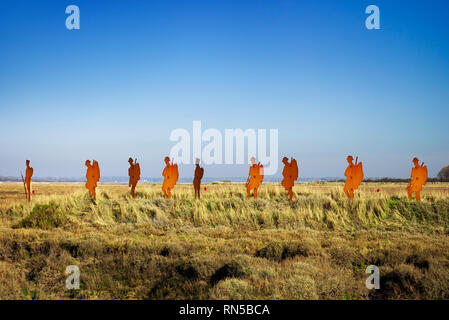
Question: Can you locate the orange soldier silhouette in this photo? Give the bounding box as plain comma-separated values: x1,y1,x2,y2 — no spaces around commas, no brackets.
407,157,427,202
24,160,33,202
344,155,364,199
193,158,204,199
246,157,264,199
162,156,179,199
128,157,141,199
281,157,298,202
85,160,100,200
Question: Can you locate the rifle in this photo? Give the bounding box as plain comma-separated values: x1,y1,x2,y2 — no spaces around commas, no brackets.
20,171,27,200
355,156,358,165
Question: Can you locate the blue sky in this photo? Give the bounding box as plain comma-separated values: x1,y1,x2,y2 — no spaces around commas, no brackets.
1,0,448,179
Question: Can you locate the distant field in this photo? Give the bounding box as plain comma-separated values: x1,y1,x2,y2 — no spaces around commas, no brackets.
0,182,448,300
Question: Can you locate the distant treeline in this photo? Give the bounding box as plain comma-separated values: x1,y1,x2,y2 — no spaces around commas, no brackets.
331,178,449,183
365,177,449,183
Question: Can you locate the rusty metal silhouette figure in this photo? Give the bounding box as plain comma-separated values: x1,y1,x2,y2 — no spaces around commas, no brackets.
246,157,264,199
128,157,141,199
407,157,427,202
85,160,100,200
344,155,363,199
162,156,178,199
281,157,298,202
23,160,33,202
193,158,204,200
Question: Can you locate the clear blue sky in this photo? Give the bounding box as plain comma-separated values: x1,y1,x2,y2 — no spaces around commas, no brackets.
1,0,448,179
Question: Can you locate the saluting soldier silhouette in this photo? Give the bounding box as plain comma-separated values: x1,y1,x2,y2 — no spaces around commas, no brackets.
193,158,204,199
246,157,264,199
162,156,178,199
407,157,427,202
85,160,100,200
24,160,33,202
128,157,141,199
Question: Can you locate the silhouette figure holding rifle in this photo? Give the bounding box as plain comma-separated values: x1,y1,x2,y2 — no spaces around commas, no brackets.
128,157,141,199
246,157,264,199
22,160,33,202
407,157,427,202
344,155,363,199
162,156,178,199
85,160,100,200
193,158,204,199
281,157,298,202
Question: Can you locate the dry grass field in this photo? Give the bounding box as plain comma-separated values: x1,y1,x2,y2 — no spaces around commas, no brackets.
0,181,448,300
